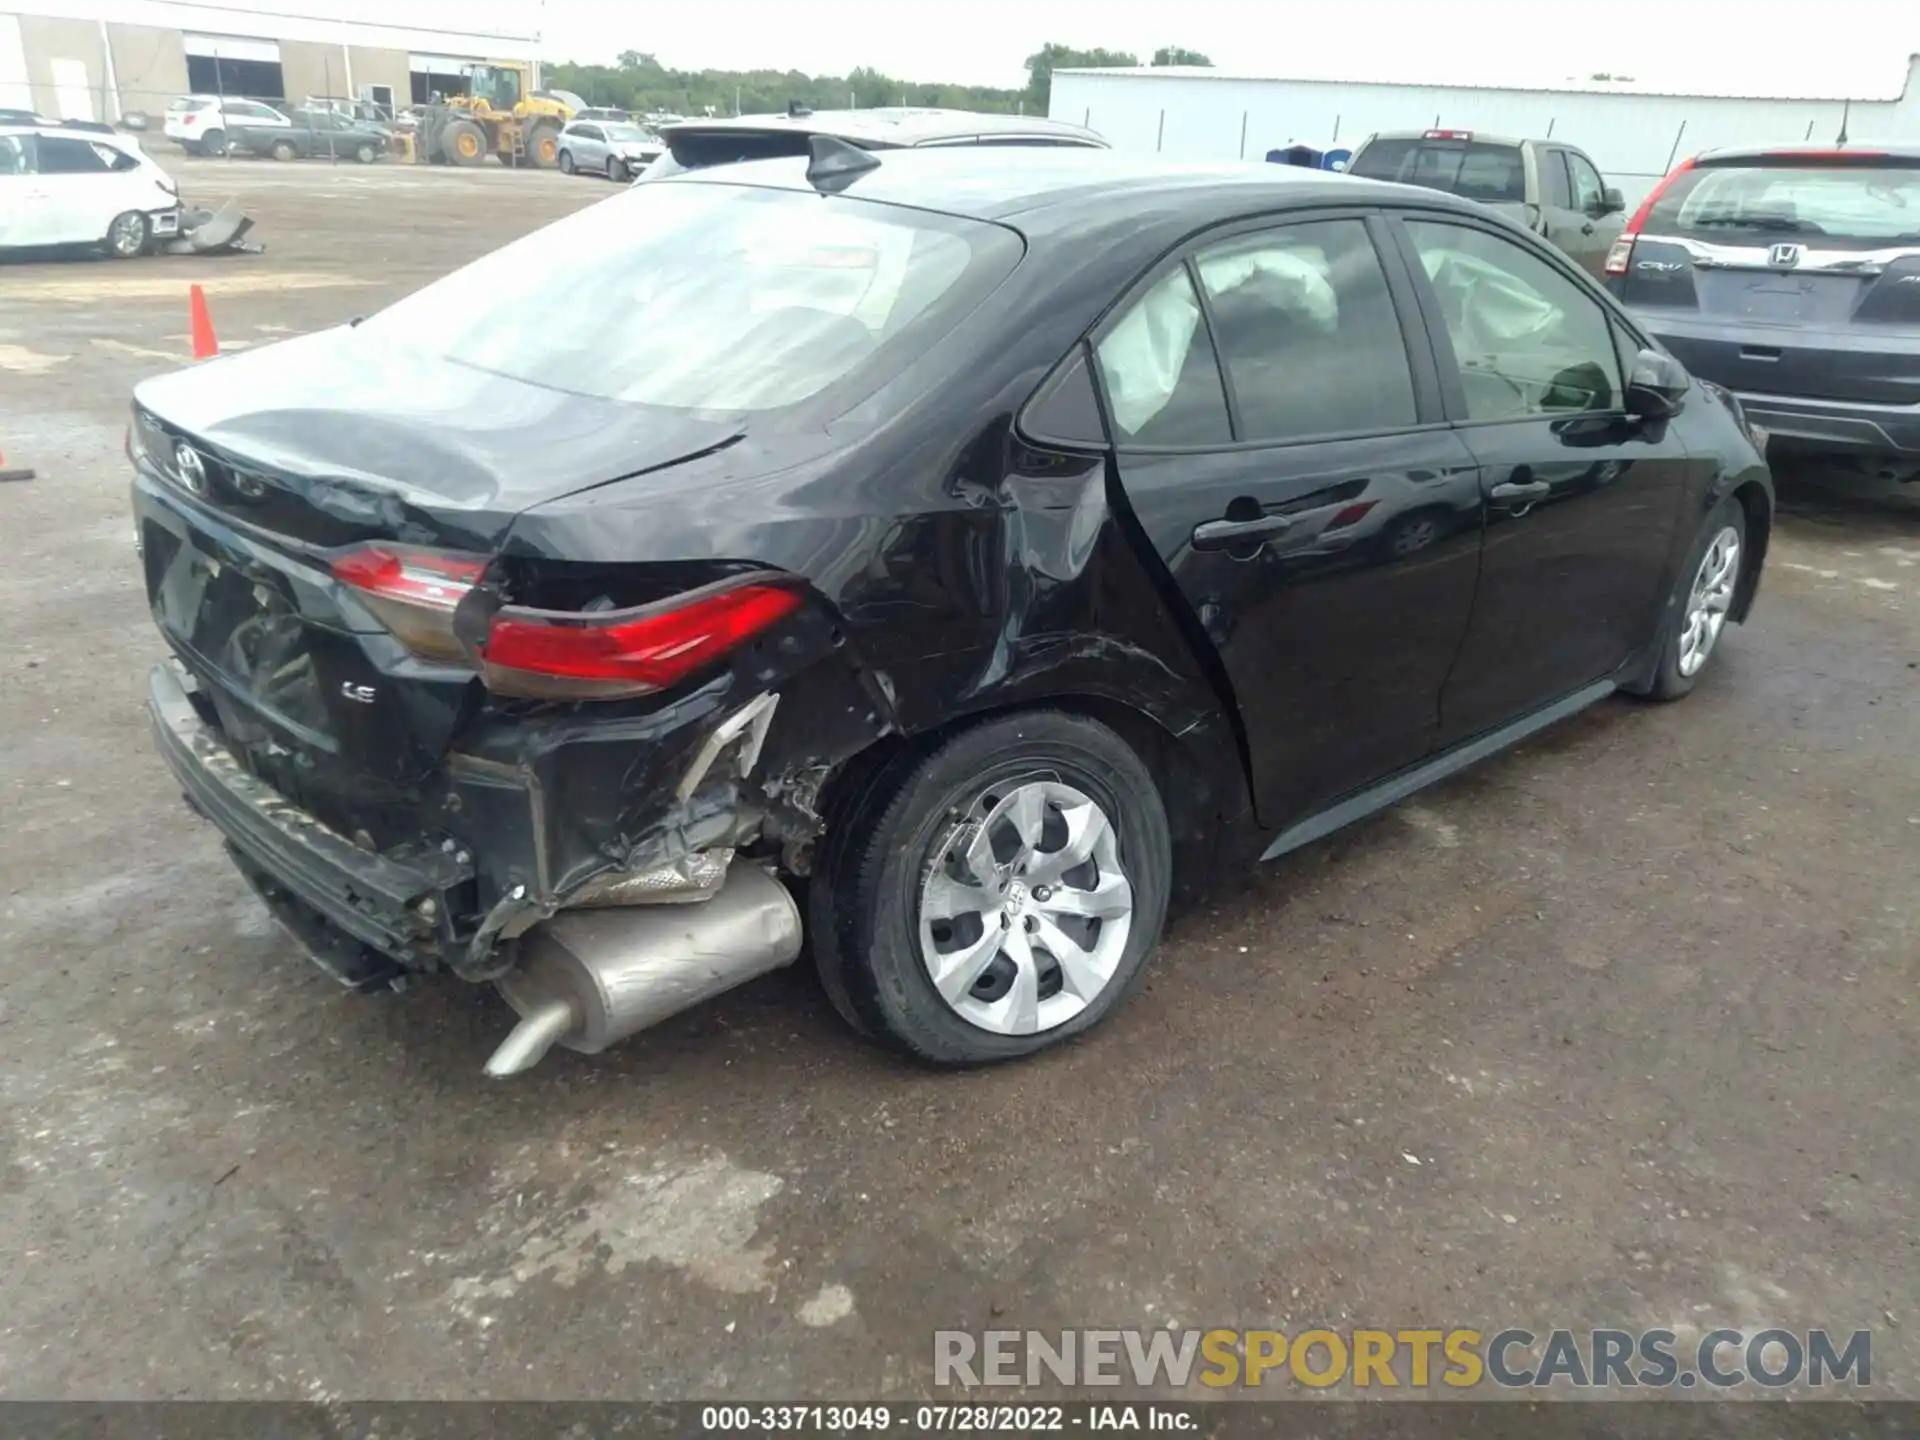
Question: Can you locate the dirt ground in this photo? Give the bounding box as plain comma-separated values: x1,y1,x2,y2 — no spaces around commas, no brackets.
0,153,1915,1402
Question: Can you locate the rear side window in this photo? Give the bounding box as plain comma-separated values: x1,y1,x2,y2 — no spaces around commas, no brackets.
363,182,1020,414
35,135,110,174
1093,267,1232,447
1645,155,1920,247
1350,139,1526,204
1193,220,1417,442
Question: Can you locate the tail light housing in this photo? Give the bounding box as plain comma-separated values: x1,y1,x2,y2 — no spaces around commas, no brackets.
482,582,803,699
330,544,803,699
1606,156,1695,276
331,544,487,661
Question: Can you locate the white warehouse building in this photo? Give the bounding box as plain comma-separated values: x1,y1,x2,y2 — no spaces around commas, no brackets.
1051,54,1920,207
0,0,540,122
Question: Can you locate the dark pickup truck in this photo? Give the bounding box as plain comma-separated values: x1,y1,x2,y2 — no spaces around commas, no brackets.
1347,129,1627,278
230,108,389,164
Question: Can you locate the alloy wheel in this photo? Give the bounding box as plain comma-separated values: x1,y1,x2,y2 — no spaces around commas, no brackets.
916,779,1134,1035
1677,525,1741,677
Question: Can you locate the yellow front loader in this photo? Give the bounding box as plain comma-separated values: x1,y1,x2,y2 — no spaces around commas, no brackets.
414,62,580,169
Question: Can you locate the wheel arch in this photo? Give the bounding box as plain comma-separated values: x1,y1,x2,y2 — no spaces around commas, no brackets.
814,689,1254,907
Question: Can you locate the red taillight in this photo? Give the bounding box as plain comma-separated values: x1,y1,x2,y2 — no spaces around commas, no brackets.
1424,129,1471,140
482,582,803,700
182,113,198,126
331,543,485,661
1607,156,1696,277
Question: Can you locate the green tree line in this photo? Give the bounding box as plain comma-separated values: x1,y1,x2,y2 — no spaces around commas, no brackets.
545,44,1210,120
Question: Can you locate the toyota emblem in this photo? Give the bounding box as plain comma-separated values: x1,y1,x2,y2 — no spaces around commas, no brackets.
173,443,208,496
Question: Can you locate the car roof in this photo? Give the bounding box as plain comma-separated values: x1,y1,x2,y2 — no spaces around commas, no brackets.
1361,129,1533,147
664,106,1104,148
677,145,1479,235
0,120,137,143
1694,139,1920,162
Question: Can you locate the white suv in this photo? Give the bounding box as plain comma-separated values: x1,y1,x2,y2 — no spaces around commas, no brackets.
164,95,290,156
0,123,182,257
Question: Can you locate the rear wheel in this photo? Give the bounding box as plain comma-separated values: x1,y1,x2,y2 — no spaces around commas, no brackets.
606,154,627,183
270,138,297,162
200,127,227,157
442,118,487,166
558,147,576,174
1637,495,1748,701
102,210,149,259
810,711,1172,1064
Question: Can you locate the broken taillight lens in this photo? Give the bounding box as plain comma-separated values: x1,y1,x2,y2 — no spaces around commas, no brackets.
481,581,804,700
330,543,486,662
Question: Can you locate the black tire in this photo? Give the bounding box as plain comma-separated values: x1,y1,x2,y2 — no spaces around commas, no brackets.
270,138,297,162
606,154,627,183
354,141,378,164
102,210,148,259
442,118,487,166
525,121,561,169
200,127,227,157
558,147,576,174
810,711,1172,1065
1634,495,1749,701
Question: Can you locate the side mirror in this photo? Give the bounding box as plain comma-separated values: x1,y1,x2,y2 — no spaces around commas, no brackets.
1600,186,1625,215
1626,348,1688,420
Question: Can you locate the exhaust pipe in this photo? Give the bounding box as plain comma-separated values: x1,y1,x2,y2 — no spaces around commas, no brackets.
484,864,802,1077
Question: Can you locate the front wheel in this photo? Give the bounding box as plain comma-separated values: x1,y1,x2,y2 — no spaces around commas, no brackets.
354,141,378,164
102,210,149,259
606,155,627,183
810,711,1171,1064
1638,495,1749,701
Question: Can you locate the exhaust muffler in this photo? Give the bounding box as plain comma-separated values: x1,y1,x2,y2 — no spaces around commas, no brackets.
484,864,802,1077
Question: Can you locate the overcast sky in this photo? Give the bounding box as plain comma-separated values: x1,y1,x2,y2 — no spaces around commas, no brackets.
533,0,1920,97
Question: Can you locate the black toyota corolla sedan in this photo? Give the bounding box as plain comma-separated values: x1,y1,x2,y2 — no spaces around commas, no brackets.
130,143,1772,1077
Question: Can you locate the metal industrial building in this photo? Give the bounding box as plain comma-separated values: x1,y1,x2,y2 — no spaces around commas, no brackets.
0,0,540,121
1051,55,1920,205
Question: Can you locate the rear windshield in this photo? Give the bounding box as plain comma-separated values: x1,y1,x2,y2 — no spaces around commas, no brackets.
666,128,825,172
1644,156,1920,246
361,180,1019,413
1349,138,1526,203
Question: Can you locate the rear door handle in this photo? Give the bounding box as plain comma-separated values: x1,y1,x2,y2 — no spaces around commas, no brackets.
1581,222,1596,235
1490,480,1552,502
1192,513,1295,550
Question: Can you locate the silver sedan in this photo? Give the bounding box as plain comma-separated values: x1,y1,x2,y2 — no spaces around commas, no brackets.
557,121,662,182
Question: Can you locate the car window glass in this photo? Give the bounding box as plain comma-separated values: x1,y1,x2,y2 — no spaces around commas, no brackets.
1092,265,1232,447
581,125,604,141
1568,154,1606,213
92,141,137,170
1406,219,1623,421
1541,151,1572,209
0,134,33,175
1193,220,1417,443
35,135,111,174
364,182,1019,413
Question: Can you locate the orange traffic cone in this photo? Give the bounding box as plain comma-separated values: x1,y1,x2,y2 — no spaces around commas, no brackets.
189,284,218,359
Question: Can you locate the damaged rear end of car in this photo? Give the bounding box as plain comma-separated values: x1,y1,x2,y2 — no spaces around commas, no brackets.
133,167,1036,1074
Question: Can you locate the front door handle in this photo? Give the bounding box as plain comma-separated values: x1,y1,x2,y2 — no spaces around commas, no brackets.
1192,513,1295,551
1490,480,1552,503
